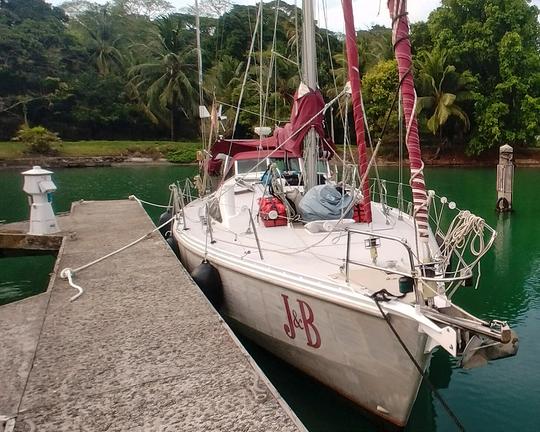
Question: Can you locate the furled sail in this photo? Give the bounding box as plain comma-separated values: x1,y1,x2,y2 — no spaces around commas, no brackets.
342,0,372,223
388,0,430,255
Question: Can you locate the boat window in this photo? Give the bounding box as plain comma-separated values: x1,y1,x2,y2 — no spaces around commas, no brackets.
269,158,287,172
269,157,301,172
317,159,330,174
236,158,267,174
288,158,301,172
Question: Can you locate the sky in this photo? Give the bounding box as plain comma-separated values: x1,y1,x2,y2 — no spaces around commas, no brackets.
49,0,444,31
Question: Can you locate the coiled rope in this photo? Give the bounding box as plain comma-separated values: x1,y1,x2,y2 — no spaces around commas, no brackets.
443,210,487,256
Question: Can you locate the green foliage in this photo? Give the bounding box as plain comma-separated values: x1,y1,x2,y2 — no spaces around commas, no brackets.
425,0,540,154
70,6,125,76
12,125,62,155
2,0,539,157
415,48,475,145
362,59,399,141
0,139,187,159
166,143,199,163
128,14,197,140
356,26,393,73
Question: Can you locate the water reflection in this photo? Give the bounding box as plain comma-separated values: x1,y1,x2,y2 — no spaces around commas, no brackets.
523,257,540,311
0,255,56,305
494,213,512,275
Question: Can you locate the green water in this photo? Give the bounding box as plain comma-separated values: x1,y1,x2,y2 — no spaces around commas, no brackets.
1,165,539,431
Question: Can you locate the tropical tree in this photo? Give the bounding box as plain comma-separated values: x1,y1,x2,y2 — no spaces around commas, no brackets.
112,0,175,19
415,48,475,149
426,0,540,154
129,15,196,140
362,59,400,142
70,6,125,76
357,26,393,73
0,0,81,137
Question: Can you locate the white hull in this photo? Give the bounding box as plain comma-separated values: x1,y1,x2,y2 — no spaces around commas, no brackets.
169,168,515,426
177,239,430,426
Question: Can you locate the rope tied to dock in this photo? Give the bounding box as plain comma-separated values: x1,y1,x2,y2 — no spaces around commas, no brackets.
60,214,177,302
128,195,172,209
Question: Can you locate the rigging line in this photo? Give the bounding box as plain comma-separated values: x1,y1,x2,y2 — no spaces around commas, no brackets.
274,50,278,121
215,4,224,62
216,100,286,123
360,92,382,189
272,50,298,66
237,88,348,176
398,92,404,215
259,0,264,130
194,0,206,149
376,66,411,146
342,96,350,181
323,0,343,121
231,1,263,139
262,0,282,126
294,0,301,77
358,66,411,203
371,293,466,432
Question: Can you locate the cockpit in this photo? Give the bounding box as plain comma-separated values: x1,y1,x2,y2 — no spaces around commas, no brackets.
223,150,331,185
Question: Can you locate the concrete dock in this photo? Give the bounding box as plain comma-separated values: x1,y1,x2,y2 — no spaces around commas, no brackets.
0,200,305,432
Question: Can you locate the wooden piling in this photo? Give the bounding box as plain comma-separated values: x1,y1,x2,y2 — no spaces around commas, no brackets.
496,144,514,212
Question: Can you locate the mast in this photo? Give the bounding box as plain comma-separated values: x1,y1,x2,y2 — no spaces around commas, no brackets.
301,0,318,191
195,0,206,141
342,0,372,223
388,0,430,260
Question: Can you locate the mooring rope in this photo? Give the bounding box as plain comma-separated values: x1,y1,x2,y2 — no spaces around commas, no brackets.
371,290,466,431
129,195,171,209
60,215,177,302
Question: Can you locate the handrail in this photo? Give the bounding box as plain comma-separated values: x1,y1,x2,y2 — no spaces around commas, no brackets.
344,228,479,304
345,228,421,304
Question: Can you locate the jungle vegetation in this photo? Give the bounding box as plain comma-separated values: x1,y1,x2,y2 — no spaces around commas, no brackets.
0,0,539,155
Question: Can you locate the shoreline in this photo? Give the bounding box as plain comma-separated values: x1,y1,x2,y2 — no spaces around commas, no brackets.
2,152,540,170
0,156,195,170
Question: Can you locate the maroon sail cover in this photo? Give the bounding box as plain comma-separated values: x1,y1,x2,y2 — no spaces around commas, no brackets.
208,85,335,175
276,85,334,156
342,0,372,223
388,0,429,240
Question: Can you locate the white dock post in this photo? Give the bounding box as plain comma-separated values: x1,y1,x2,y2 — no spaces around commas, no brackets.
496,144,514,212
22,166,60,234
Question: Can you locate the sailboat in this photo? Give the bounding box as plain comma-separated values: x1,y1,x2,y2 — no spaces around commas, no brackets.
171,0,518,426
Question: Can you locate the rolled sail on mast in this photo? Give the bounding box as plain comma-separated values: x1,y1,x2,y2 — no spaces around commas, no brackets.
301,0,319,192
342,0,372,223
388,0,430,254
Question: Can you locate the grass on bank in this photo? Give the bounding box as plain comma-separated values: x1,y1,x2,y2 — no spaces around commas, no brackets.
0,140,200,163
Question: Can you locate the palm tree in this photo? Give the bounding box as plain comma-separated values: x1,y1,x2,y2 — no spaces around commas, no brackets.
357,27,393,73
129,16,196,140
415,48,475,148
73,7,124,76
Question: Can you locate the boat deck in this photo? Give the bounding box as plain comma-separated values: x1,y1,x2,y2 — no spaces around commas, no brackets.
0,200,304,432
181,182,437,303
